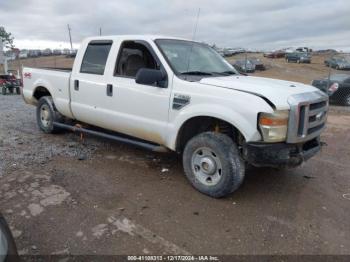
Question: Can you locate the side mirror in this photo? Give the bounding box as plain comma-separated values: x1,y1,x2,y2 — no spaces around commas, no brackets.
135,68,166,87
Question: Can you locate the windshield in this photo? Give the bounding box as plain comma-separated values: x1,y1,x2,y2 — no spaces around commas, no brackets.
336,57,349,63
156,39,237,75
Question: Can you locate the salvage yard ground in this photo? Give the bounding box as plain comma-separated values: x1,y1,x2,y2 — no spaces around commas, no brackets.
0,54,350,255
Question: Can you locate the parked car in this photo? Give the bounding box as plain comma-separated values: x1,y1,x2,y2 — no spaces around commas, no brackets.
28,50,40,58
249,57,265,70
312,74,350,106
62,48,71,55
286,52,311,63
296,47,312,53
65,49,77,58
233,59,256,73
53,49,62,56
0,213,19,262
18,50,28,59
22,35,328,198
324,56,350,70
263,50,285,58
42,48,52,56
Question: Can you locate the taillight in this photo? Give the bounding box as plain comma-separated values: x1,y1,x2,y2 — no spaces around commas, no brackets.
329,83,339,93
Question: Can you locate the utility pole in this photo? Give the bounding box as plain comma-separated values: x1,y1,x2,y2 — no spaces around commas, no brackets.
192,8,201,41
99,27,102,36
67,24,73,50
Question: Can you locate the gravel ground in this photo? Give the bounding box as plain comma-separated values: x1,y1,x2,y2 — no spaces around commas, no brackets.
0,95,350,256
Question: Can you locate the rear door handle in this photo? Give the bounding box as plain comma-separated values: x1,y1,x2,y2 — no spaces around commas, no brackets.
107,84,113,96
74,80,79,91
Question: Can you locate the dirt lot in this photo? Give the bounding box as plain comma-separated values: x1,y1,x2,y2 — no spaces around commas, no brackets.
1,55,350,257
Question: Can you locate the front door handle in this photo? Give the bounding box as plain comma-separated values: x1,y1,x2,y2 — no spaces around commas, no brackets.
74,80,79,91
107,84,113,96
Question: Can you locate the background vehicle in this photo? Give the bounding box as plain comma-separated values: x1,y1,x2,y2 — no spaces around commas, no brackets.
62,48,71,55
42,48,52,56
53,49,62,56
286,52,311,63
18,50,28,59
263,50,286,58
65,49,77,58
22,35,328,198
249,57,265,70
0,213,19,262
312,74,350,106
0,75,21,95
233,59,256,73
28,50,40,58
324,56,350,70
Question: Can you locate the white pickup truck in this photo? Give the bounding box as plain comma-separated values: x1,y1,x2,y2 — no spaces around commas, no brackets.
22,35,328,198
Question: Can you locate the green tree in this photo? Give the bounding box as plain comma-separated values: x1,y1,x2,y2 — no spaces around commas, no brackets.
0,26,14,48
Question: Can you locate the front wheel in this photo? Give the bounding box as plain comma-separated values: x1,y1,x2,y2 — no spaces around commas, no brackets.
182,132,245,198
1,87,6,95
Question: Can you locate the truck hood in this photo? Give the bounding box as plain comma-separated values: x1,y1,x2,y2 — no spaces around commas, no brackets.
199,75,319,109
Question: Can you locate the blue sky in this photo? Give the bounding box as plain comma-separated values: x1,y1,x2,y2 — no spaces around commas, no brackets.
1,0,349,51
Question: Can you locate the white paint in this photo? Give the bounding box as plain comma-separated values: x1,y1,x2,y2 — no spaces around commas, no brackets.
22,35,327,152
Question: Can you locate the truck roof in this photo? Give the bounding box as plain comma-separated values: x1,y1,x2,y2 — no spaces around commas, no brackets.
82,35,189,43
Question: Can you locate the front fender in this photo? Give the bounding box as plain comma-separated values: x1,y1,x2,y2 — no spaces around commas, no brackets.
166,103,266,150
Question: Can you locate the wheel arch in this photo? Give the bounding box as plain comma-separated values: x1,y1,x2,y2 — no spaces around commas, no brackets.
173,112,255,152
33,86,52,101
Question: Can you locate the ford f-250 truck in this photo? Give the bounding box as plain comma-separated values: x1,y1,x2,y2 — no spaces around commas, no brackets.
22,35,329,198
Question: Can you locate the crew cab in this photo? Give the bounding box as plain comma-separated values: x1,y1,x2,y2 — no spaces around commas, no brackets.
22,35,329,198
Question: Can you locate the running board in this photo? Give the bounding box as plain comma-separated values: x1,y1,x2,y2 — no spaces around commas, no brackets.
53,122,169,153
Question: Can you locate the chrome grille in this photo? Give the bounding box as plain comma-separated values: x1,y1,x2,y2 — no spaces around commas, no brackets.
287,91,328,143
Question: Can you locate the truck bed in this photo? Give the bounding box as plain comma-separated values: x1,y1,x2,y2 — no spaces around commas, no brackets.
22,66,73,118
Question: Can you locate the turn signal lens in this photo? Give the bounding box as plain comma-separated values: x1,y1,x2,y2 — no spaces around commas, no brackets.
258,110,289,142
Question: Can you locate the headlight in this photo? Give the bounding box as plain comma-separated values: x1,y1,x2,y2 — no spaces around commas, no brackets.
258,110,289,142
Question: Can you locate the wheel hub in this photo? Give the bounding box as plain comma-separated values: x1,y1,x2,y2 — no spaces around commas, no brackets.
40,104,51,127
191,147,222,186
200,157,217,175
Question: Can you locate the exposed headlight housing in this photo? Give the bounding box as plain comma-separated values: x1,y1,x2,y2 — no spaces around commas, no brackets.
258,110,289,142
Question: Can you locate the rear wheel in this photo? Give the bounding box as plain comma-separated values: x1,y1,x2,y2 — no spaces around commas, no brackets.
36,96,63,133
182,132,245,198
1,86,6,95
16,87,20,95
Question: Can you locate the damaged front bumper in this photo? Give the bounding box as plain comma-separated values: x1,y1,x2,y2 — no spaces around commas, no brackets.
243,137,322,168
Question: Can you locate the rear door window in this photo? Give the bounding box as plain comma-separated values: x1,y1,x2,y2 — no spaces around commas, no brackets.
80,41,112,75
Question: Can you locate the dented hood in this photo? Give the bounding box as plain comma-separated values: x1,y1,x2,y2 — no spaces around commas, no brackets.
199,75,319,109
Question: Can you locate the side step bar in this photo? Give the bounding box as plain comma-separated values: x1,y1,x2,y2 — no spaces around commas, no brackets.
53,122,169,153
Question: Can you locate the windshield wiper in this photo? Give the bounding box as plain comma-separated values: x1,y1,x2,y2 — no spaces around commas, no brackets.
180,71,213,76
212,71,236,76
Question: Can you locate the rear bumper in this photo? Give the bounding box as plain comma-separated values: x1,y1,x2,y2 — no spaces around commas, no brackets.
243,137,321,168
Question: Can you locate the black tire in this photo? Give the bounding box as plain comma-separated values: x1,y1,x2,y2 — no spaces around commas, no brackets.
1,86,6,95
36,96,63,133
9,87,14,94
16,87,21,95
182,132,245,198
343,93,350,106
